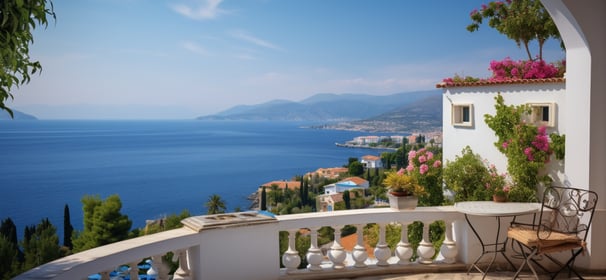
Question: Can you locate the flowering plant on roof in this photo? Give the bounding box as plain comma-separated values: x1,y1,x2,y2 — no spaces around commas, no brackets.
405,148,443,205
441,57,565,87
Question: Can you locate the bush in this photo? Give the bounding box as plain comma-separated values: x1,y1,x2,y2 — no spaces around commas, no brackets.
443,146,491,202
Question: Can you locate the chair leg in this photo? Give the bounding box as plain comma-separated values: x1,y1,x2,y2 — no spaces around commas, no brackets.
546,248,585,280
512,241,540,280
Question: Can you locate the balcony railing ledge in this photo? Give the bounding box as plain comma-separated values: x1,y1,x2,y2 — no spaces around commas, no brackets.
13,227,199,280
277,206,462,230
278,262,468,280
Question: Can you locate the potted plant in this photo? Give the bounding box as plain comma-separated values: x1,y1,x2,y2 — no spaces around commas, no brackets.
383,168,426,210
485,163,511,202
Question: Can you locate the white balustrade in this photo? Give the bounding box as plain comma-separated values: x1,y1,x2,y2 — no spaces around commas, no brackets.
395,222,413,264
352,224,368,268
15,207,467,280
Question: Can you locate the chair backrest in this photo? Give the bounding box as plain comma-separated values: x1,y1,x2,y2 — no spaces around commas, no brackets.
537,186,598,241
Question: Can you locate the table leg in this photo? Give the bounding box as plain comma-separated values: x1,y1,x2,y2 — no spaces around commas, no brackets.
464,214,516,280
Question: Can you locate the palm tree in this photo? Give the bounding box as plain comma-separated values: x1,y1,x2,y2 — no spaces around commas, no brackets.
205,194,227,214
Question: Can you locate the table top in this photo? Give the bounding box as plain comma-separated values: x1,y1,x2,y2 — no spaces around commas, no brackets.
454,201,541,217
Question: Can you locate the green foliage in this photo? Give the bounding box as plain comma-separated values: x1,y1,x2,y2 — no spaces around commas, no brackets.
443,146,491,202
467,0,561,60
550,133,565,160
0,218,21,280
0,235,21,280
72,195,132,253
63,204,73,249
342,190,351,209
484,94,564,201
260,187,267,211
205,194,227,214
21,218,61,271
0,0,56,117
348,161,364,176
140,210,191,236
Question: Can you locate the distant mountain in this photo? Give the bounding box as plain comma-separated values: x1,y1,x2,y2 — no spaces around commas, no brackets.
0,109,37,120
321,94,443,133
197,90,441,121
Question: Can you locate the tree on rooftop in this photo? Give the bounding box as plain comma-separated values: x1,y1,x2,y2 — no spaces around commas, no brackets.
0,0,55,117
467,0,561,60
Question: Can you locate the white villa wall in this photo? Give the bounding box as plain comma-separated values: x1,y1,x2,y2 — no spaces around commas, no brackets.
543,0,606,271
442,82,566,187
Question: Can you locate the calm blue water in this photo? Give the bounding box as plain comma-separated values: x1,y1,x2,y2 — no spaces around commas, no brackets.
0,120,388,240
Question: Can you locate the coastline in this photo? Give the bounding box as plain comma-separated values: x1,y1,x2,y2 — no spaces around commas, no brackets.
334,142,397,151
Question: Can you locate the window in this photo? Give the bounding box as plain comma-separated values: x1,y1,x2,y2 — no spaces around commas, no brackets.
526,103,556,127
452,104,473,127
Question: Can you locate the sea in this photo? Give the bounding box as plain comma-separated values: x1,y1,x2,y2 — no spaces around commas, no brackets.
0,120,393,241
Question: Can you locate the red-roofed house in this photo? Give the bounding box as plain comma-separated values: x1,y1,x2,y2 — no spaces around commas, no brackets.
360,155,383,169
323,176,369,195
260,180,301,190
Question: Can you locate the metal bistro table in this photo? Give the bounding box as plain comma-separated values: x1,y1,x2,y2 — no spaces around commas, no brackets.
454,201,541,280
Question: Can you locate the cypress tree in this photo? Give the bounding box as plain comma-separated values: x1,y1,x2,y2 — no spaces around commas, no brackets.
343,190,351,210
63,204,73,249
261,187,267,211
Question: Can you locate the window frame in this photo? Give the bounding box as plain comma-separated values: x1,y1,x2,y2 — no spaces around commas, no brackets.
451,103,474,127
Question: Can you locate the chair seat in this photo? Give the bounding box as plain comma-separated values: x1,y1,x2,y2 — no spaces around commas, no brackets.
508,225,582,253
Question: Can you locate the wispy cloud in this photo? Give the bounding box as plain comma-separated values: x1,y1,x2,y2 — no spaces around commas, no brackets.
172,0,226,20
181,41,210,56
230,30,283,51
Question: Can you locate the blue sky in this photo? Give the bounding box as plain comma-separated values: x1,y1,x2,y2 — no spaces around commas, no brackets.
11,0,565,119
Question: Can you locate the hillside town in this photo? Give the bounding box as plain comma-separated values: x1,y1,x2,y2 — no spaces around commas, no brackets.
250,131,443,214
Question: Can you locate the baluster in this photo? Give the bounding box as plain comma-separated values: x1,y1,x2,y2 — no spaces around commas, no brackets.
395,222,413,264
128,260,141,280
440,219,457,264
352,224,368,268
417,221,435,264
306,227,323,271
150,254,169,280
328,225,346,269
172,249,191,280
99,271,110,280
282,229,301,272
373,223,391,266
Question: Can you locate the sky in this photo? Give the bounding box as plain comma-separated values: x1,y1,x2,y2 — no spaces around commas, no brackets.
10,0,565,119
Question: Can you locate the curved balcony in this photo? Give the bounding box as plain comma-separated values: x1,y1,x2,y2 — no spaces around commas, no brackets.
14,206,524,280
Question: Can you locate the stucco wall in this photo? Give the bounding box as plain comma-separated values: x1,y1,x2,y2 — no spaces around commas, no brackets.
442,82,566,189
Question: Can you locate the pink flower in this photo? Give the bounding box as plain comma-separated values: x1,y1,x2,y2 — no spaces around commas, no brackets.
502,141,509,149
524,147,535,161
418,155,427,163
433,160,442,168
426,151,434,160
419,164,429,175
397,168,405,175
406,164,414,172
408,150,416,159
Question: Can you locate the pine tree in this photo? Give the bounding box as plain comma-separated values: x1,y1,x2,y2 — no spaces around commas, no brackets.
22,218,61,271
63,204,73,249
0,218,21,278
72,195,132,253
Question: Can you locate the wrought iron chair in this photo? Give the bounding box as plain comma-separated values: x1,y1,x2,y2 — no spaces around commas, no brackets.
507,186,598,279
